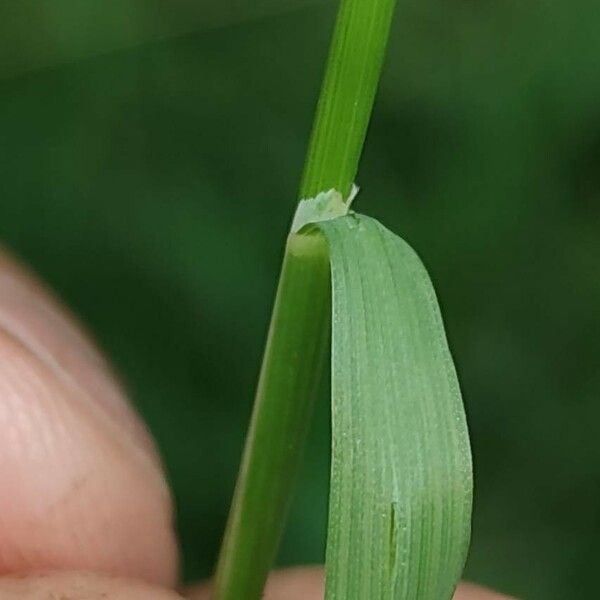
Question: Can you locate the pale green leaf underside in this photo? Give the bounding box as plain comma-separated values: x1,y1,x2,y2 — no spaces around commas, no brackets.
317,214,473,600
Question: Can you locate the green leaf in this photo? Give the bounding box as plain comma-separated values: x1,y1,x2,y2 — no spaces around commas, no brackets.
318,213,472,599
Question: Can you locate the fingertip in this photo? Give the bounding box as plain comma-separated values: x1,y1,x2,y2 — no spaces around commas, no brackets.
0,250,179,585
0,326,178,585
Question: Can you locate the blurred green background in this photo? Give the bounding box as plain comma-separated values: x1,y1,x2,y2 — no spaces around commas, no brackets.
1,1,599,598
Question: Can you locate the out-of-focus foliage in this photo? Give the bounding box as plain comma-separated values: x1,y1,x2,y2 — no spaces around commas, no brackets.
0,0,324,78
1,2,599,598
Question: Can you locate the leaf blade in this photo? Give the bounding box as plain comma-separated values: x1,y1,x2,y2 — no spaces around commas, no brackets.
319,214,472,599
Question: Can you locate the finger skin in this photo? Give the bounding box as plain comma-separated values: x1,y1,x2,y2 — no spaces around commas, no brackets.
0,249,178,585
456,581,516,599
0,570,514,600
0,250,155,452
0,572,183,599
187,567,515,599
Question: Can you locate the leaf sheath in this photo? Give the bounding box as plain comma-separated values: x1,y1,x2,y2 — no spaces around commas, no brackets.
212,231,331,600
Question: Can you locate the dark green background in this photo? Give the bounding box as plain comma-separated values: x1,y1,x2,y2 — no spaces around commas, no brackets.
1,1,599,598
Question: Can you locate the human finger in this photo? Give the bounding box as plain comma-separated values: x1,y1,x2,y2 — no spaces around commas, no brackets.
0,248,178,585
186,566,515,599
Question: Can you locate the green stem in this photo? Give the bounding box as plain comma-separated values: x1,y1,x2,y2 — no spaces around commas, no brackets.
300,0,397,199
212,0,397,598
